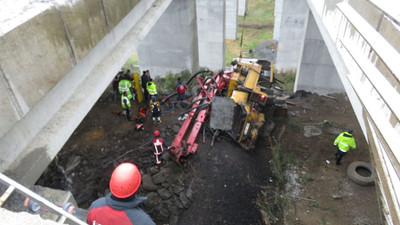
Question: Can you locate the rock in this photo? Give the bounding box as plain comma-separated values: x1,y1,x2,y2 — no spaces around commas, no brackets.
180,192,191,208
157,188,173,200
169,215,179,225
332,194,343,199
303,125,322,137
142,174,158,191
149,166,160,175
172,184,185,194
155,202,170,218
152,171,167,184
172,125,181,133
144,192,159,207
168,205,180,216
327,127,342,135
186,180,194,201
65,155,81,174
173,196,184,209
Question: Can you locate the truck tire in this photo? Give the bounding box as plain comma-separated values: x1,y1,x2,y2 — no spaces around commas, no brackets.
347,161,375,186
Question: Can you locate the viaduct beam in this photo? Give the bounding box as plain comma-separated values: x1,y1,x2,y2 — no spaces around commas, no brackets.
275,0,400,224
0,0,172,187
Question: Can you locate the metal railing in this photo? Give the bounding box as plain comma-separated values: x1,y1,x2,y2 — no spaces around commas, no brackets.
0,173,87,225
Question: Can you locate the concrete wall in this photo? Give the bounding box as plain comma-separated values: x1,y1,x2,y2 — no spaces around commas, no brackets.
275,0,309,73
294,11,344,94
138,0,199,77
226,0,238,40
273,0,284,40
197,0,226,71
0,0,172,186
238,0,246,16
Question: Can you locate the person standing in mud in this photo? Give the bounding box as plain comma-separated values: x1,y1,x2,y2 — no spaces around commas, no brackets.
87,163,155,225
175,77,188,101
146,130,169,167
333,129,356,165
121,91,131,121
112,71,122,102
141,70,151,102
149,96,161,124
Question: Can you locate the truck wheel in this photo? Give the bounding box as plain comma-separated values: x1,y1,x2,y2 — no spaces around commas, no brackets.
347,161,374,186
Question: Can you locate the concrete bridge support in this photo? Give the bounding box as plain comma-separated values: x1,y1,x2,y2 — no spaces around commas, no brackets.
294,10,344,94
238,0,247,16
138,0,199,76
274,0,309,73
196,0,226,71
226,0,238,40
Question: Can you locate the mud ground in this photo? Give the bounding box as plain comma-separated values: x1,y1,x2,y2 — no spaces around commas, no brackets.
37,88,382,225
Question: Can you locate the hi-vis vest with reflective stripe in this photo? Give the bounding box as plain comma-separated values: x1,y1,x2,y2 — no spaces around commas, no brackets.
334,132,356,152
147,82,157,95
118,79,131,93
121,95,131,109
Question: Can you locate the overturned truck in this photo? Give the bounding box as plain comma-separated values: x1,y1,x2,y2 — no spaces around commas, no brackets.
169,59,287,161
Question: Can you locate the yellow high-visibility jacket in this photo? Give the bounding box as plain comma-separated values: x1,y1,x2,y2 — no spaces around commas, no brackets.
334,132,356,152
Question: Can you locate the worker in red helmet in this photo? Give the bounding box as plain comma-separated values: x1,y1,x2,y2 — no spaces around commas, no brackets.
146,130,169,167
87,163,155,225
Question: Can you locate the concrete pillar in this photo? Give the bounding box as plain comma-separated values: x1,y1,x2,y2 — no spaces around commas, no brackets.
275,0,308,73
226,0,238,40
273,0,284,40
238,0,246,16
294,11,344,94
196,0,226,71
138,0,199,77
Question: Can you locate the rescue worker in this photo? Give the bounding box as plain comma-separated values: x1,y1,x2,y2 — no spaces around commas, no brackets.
112,71,122,102
175,77,188,101
149,96,161,123
87,162,155,225
135,106,147,131
121,91,131,121
119,74,133,100
147,130,169,167
141,70,151,102
146,79,158,100
333,129,356,165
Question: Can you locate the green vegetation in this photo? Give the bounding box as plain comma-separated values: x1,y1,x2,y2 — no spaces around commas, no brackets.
225,0,275,65
288,119,302,132
256,142,295,224
276,73,296,93
122,51,139,73
153,70,202,95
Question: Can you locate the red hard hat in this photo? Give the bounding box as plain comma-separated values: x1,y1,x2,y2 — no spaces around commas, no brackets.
109,163,141,198
154,130,160,137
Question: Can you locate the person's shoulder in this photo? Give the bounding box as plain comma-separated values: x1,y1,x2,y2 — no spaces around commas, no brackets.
88,197,107,210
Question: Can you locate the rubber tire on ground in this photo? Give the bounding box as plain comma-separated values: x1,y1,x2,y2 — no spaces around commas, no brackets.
347,161,375,186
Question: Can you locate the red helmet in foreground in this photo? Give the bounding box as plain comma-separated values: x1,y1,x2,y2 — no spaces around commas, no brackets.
109,163,141,198
154,130,160,137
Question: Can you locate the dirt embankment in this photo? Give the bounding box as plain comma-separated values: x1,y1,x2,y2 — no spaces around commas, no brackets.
37,90,381,225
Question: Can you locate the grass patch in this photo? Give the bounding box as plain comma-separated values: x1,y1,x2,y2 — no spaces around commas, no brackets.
275,73,296,94
288,119,302,132
122,51,139,73
226,0,275,65
257,141,296,224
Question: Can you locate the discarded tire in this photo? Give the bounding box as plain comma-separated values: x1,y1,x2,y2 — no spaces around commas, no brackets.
347,161,375,186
